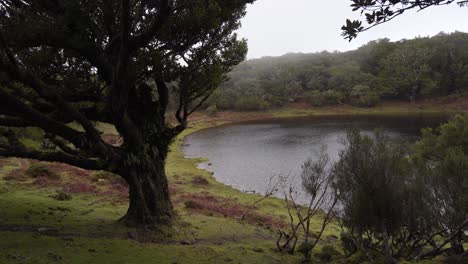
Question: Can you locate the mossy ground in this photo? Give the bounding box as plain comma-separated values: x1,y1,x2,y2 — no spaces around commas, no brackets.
0,102,465,264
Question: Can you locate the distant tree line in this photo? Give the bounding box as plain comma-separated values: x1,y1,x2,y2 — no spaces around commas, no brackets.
199,32,468,111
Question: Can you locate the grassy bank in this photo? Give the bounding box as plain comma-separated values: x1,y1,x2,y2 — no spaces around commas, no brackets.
1,103,465,264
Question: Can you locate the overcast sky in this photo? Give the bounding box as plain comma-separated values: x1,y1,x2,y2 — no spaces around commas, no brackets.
237,0,468,59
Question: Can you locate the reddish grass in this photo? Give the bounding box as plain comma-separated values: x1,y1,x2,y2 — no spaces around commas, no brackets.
33,176,54,187
63,182,97,194
105,183,129,196
47,163,91,178
4,168,27,181
3,159,30,181
179,193,286,229
168,184,177,196
0,158,15,168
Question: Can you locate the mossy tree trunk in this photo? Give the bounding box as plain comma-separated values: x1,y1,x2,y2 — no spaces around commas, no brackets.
118,148,173,227
124,166,173,227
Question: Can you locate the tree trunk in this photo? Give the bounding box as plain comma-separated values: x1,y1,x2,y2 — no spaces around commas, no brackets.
381,222,398,264
120,158,173,227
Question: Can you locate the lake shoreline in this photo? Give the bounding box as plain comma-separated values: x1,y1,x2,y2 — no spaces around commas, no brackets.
183,101,466,141
0,103,464,264
179,105,462,204
180,101,467,168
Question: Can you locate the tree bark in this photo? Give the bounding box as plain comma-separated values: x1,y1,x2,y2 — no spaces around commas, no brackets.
120,157,173,227
382,222,399,264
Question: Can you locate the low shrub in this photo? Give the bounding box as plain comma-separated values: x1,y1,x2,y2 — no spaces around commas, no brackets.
304,90,325,106
50,191,73,201
25,163,60,180
345,252,370,264
205,104,218,117
184,200,203,210
297,242,313,258
316,245,341,262
350,93,381,107
192,176,210,186
234,96,270,111
350,84,381,107
340,232,358,257
445,255,467,264
304,90,346,106
322,89,346,105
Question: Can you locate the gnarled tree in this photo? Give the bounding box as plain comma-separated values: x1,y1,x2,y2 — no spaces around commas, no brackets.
0,0,252,227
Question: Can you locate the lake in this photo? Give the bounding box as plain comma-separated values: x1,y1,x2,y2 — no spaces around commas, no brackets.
182,114,449,202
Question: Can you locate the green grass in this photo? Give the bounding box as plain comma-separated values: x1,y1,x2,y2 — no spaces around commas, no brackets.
271,104,464,119
1,105,464,264
0,122,304,264
0,231,299,264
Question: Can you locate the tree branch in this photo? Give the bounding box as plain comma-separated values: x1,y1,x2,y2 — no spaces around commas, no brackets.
0,146,104,171
0,87,85,146
0,116,33,127
129,0,171,50
0,48,113,156
44,133,81,156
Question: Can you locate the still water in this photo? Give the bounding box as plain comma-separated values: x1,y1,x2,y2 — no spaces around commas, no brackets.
182,114,448,201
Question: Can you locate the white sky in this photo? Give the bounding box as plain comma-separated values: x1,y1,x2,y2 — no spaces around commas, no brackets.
237,0,468,59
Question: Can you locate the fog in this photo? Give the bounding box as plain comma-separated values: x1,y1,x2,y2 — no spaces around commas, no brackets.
238,0,468,58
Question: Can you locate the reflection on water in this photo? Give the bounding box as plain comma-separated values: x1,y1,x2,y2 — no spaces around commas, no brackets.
182,114,448,203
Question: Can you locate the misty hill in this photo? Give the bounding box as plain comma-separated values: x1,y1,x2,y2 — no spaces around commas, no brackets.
204,32,468,111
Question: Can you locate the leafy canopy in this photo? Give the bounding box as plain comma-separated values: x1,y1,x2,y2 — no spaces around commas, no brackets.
342,0,468,40
0,0,253,171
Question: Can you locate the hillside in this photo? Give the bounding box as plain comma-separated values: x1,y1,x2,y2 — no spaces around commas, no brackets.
199,32,468,112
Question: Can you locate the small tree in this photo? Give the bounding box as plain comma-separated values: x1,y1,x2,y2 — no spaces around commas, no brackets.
277,148,339,261
333,130,410,263
413,114,468,257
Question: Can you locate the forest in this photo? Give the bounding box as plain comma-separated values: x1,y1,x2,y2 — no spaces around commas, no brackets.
203,32,468,111
0,0,466,263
